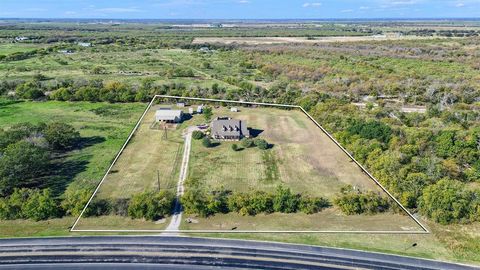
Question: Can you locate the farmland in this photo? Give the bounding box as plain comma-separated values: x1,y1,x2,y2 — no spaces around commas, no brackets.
75,101,422,232
1,19,480,265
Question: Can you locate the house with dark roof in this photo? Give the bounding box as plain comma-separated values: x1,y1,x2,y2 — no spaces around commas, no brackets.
210,117,250,141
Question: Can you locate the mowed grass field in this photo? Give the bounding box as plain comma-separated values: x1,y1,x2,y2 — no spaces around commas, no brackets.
75,100,422,232
76,103,205,230
94,104,194,200
189,106,380,198
185,105,423,232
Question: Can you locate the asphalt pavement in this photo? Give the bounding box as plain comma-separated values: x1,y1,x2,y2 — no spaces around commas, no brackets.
0,236,478,270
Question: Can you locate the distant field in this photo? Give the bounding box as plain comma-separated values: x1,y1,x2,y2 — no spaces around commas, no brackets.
76,99,422,232
192,35,442,45
0,43,43,54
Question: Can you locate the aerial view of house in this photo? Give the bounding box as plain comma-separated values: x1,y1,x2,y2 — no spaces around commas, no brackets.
210,117,250,141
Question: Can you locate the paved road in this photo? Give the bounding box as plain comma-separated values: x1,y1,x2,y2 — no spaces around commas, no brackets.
0,236,477,270
164,127,196,233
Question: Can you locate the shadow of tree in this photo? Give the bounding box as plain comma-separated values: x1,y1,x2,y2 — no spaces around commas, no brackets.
249,128,264,138
74,136,106,150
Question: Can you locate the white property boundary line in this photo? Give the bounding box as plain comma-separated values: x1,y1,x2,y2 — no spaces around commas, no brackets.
70,95,429,234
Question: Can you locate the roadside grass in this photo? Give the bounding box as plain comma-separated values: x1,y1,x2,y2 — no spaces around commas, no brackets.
181,209,420,231
189,221,480,265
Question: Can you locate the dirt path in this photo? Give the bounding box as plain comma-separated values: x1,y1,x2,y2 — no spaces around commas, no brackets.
164,127,196,234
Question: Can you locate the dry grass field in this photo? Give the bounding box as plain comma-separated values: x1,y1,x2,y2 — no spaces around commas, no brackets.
75,100,422,232
189,106,380,198
192,35,442,45
94,104,187,200
181,209,421,232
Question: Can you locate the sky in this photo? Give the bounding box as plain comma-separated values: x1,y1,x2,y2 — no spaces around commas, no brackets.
0,0,479,19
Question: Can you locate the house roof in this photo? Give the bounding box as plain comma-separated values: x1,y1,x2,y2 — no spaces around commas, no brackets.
155,109,183,121
211,117,249,138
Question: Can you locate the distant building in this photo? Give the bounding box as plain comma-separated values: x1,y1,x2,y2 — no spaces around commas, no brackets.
199,47,211,53
58,49,74,54
77,42,92,47
15,36,29,41
188,107,194,114
197,105,203,113
155,108,183,123
176,102,186,107
210,117,250,141
230,107,238,112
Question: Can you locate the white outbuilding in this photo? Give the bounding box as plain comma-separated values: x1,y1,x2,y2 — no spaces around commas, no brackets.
155,109,183,123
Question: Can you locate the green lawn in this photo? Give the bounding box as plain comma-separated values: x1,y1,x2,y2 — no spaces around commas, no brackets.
0,99,146,193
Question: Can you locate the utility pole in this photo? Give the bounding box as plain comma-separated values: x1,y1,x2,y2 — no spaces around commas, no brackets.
162,126,168,140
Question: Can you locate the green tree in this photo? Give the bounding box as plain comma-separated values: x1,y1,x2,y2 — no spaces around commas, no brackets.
254,138,269,150
21,189,60,221
61,188,92,216
0,141,49,196
128,190,175,221
241,138,254,148
273,186,299,213
203,106,213,121
181,189,212,217
419,178,474,224
202,137,212,148
299,196,330,214
192,130,204,140
44,122,80,150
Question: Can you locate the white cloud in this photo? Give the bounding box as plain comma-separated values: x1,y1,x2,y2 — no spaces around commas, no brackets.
341,9,354,12
64,11,77,15
302,2,322,8
455,2,465,7
238,0,250,3
359,6,370,9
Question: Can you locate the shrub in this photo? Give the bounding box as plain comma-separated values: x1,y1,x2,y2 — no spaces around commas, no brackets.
206,189,230,214
61,188,92,217
227,192,274,216
21,188,61,221
299,196,330,214
111,198,130,216
254,138,269,150
203,106,213,121
241,138,254,148
181,189,213,217
202,137,212,148
84,199,111,217
273,186,299,213
192,130,204,140
334,189,390,215
0,188,60,221
128,190,175,221
44,122,80,150
231,144,239,151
